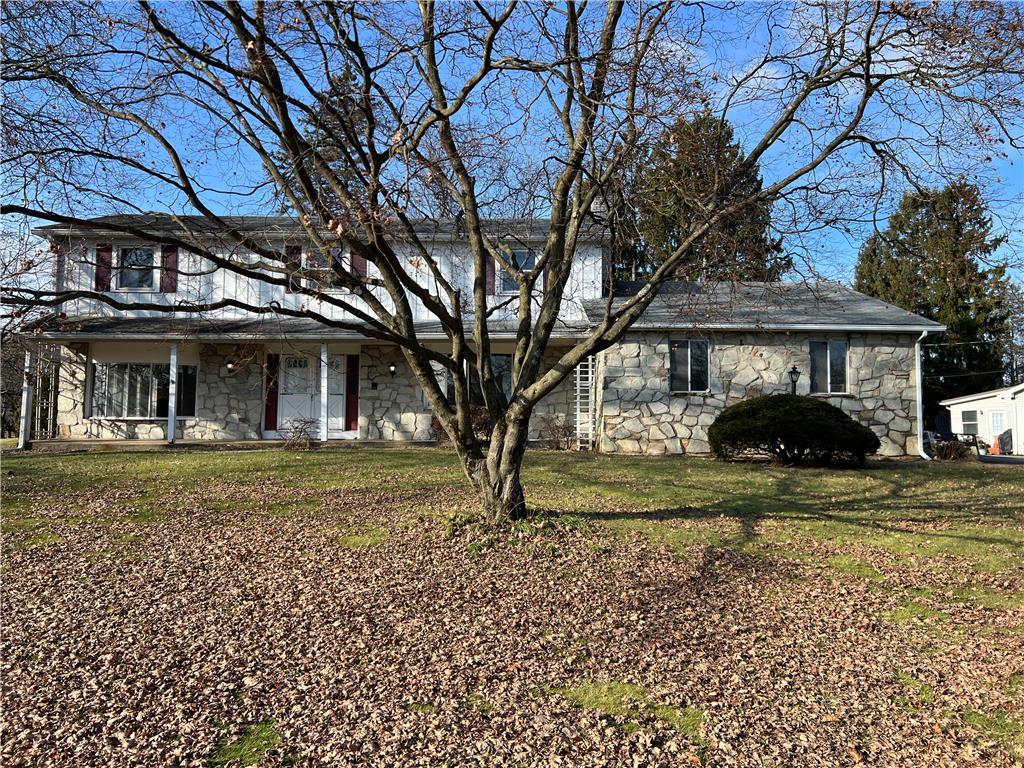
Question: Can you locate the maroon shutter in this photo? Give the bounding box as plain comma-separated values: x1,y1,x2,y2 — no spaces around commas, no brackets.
284,245,301,293
350,252,367,278
160,245,179,293
95,243,113,291
344,354,359,432
264,353,280,431
542,264,549,292
485,255,495,295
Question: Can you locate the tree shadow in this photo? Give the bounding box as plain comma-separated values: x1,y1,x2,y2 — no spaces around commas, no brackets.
567,469,1023,554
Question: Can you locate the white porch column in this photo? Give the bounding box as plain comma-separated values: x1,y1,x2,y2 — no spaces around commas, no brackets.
320,343,329,442
167,343,178,444
17,349,34,449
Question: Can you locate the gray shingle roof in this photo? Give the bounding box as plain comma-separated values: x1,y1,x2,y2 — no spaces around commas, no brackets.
29,315,587,341
32,214,604,242
586,281,944,332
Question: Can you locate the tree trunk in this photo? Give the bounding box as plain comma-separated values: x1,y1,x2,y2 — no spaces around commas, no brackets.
466,414,531,525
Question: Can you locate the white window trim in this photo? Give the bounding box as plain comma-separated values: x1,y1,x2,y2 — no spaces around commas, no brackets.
88,362,198,420
810,339,851,396
669,339,711,394
497,249,535,296
113,244,160,293
961,409,979,435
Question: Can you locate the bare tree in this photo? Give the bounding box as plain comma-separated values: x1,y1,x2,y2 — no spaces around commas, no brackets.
2,1,1022,521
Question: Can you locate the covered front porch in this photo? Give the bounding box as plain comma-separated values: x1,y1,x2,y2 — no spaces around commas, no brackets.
18,317,590,449
17,338,415,446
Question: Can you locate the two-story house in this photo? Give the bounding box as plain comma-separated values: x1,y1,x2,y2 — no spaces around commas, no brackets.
20,215,944,456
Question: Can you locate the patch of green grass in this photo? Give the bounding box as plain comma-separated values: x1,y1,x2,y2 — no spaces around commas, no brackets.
209,720,281,767
1007,672,1024,698
404,702,436,713
463,693,494,715
962,710,1024,760
5,531,61,552
601,517,723,554
884,598,950,625
828,553,884,582
652,703,705,740
557,681,705,741
950,585,1024,611
894,668,935,705
336,526,386,549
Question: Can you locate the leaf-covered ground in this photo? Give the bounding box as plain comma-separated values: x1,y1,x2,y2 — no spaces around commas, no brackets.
2,448,1022,767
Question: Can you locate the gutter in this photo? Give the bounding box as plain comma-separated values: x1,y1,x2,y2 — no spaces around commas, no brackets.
916,330,931,461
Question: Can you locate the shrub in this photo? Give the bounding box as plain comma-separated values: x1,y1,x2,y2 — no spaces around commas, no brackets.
707,394,881,467
431,404,494,446
537,413,576,450
932,438,972,461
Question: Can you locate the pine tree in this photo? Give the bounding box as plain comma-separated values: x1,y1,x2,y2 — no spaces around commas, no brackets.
854,182,1009,426
613,114,789,284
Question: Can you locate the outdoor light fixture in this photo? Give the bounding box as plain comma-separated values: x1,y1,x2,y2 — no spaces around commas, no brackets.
226,360,235,371
788,364,800,395
388,363,397,376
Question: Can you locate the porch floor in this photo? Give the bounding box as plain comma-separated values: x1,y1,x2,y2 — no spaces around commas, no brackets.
12,439,436,454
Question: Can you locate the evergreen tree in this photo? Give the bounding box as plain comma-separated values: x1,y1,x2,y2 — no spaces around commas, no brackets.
854,182,1009,426
613,114,789,284
274,70,367,215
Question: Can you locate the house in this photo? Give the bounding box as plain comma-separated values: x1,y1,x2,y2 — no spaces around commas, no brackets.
19,215,944,457
940,383,1024,455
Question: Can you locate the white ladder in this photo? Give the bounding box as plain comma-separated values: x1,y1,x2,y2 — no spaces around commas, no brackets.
575,355,596,450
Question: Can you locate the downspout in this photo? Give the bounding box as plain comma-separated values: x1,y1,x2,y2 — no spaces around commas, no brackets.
915,330,930,460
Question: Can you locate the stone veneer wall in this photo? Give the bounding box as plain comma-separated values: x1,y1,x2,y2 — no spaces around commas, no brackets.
55,344,263,440
599,331,919,457
359,344,576,441
53,342,577,443
359,345,434,441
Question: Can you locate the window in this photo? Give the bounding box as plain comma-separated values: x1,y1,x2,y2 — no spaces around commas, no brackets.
116,246,156,290
91,363,197,418
992,411,1005,437
669,339,709,392
961,410,979,435
497,250,535,294
305,248,347,290
809,340,848,394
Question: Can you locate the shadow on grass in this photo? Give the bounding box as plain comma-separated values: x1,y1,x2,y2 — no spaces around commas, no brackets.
569,469,1024,568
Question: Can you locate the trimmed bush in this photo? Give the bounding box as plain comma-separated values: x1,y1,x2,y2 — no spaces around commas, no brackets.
707,394,881,467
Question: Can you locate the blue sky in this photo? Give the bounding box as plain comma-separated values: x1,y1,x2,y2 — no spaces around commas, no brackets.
10,1,1022,284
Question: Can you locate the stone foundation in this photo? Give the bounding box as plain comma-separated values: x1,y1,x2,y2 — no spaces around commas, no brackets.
599,332,918,457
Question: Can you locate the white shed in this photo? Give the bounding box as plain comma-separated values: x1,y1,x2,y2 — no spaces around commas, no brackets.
940,383,1024,454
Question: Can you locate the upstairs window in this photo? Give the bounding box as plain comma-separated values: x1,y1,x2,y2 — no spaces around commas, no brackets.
497,250,535,295
303,248,347,290
961,410,978,435
91,363,197,418
809,340,848,394
116,246,156,290
669,339,709,392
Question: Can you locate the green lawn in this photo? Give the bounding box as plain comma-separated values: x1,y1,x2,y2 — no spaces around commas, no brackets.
2,448,1022,765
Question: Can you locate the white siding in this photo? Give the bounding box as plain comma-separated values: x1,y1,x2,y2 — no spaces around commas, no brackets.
57,236,605,328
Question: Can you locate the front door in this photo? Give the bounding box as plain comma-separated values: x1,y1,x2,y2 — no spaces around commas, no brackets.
279,355,315,430
327,357,347,434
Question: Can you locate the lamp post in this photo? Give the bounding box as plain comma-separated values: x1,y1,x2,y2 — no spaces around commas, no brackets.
788,365,800,395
